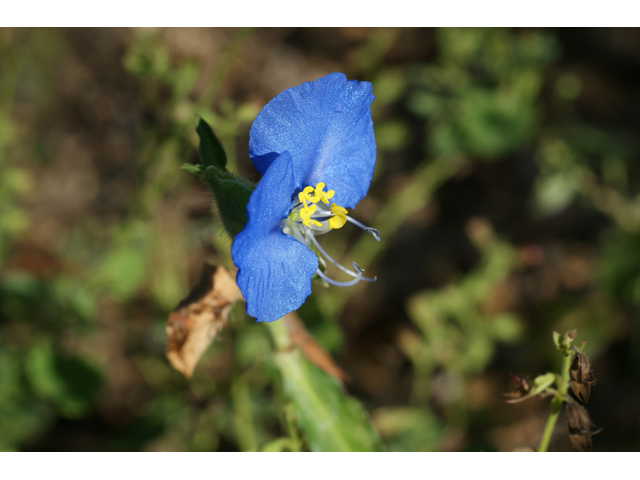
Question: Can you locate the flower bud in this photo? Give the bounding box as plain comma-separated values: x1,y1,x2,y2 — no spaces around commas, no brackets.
553,329,578,354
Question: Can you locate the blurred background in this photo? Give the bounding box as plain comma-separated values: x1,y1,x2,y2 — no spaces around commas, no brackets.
1,27,639,452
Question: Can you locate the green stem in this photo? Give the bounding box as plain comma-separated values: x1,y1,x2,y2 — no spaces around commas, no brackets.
265,318,302,451
537,350,573,452
266,318,291,351
231,375,258,452
283,403,302,452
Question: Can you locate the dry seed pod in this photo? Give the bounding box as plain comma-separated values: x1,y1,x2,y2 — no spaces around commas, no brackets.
566,402,602,451
570,349,596,403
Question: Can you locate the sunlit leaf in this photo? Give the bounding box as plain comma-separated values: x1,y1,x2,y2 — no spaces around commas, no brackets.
274,349,382,452
181,163,205,175
505,372,556,404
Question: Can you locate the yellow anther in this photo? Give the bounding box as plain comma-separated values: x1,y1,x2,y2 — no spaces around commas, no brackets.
328,203,348,230
300,204,322,228
298,187,318,208
298,186,318,208
330,204,347,215
314,182,335,204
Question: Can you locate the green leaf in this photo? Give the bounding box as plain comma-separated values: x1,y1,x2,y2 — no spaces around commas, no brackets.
261,437,299,452
532,372,557,393
181,163,205,175
24,343,102,418
0,353,22,407
196,116,227,170
274,349,382,452
553,331,562,349
505,372,557,404
0,354,51,449
372,406,443,452
202,165,255,237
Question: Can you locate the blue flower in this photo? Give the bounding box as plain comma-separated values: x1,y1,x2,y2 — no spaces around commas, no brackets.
231,73,379,323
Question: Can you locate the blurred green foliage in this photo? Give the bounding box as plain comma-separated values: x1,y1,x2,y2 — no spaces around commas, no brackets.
408,28,557,160
404,225,522,394
0,27,639,452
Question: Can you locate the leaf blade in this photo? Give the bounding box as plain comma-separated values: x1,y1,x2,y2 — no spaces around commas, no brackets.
196,116,227,170
274,349,382,452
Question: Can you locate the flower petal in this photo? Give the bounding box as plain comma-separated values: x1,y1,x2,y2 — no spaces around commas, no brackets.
231,151,318,323
249,72,376,209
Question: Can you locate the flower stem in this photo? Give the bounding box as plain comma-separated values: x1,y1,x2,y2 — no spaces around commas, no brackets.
266,317,291,351
537,349,573,452
282,403,302,452
265,317,302,452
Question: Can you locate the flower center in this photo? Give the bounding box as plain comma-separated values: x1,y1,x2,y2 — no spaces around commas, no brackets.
282,182,380,287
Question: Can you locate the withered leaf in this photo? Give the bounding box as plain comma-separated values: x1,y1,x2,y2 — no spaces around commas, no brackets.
503,373,530,402
282,312,349,383
509,372,530,391
166,264,242,378
570,349,596,404
566,402,602,452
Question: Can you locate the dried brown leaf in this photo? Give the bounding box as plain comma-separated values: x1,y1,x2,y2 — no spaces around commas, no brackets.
508,373,530,391
166,264,243,378
503,373,529,402
282,312,350,383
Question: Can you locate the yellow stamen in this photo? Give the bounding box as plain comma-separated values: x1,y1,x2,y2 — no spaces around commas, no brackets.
298,186,317,208
295,183,347,229
314,182,335,204
328,203,347,229
300,204,322,228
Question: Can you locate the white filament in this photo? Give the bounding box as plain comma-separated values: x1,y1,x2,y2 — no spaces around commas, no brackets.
346,216,381,241
315,263,365,287
284,198,380,288
306,231,376,282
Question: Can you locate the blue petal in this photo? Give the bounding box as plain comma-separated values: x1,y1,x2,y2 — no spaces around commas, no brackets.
249,72,376,209
231,151,318,323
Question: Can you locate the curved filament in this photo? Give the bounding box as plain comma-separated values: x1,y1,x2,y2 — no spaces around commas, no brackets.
346,216,381,241
306,231,376,282
316,263,364,287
